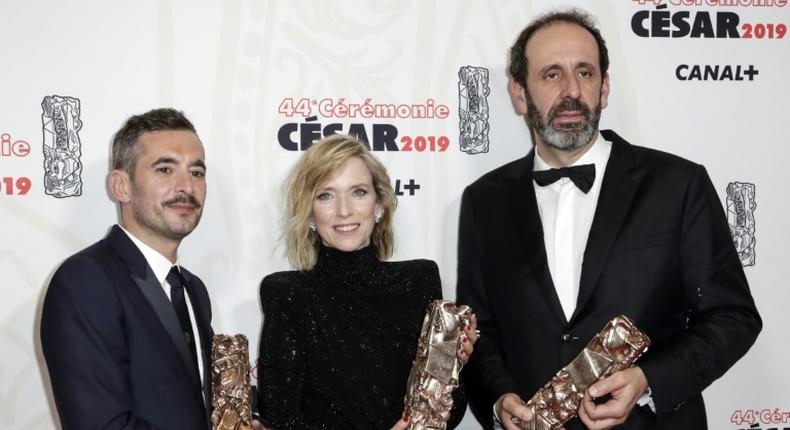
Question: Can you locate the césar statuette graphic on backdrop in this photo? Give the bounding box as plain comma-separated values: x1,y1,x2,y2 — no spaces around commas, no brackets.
726,182,756,267
41,95,83,198
458,66,490,155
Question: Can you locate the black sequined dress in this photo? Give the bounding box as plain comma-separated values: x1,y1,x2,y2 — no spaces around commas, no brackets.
257,245,466,429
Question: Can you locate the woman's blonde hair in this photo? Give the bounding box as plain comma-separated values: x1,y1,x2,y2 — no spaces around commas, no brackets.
284,134,397,270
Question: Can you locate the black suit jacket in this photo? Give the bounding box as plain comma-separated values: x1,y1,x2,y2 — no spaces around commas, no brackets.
456,130,761,429
41,225,213,429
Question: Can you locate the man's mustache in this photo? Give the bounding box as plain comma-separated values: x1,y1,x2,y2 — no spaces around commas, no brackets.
163,195,202,209
548,98,591,122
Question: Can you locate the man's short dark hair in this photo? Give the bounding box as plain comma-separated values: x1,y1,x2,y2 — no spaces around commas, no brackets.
509,8,609,88
111,108,197,174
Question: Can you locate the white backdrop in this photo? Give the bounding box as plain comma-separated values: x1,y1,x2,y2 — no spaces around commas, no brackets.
1,1,787,429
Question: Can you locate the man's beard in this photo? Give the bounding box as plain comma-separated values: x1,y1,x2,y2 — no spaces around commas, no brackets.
525,92,602,152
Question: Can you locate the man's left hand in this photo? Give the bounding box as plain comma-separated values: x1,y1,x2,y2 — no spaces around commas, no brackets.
577,366,649,430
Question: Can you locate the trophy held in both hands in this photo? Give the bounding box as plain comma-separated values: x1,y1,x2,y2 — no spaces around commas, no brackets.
512,315,651,430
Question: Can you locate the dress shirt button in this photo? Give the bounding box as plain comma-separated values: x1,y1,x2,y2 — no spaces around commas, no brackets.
560,333,572,342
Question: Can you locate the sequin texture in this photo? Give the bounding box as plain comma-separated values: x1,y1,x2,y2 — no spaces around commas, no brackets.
257,245,466,429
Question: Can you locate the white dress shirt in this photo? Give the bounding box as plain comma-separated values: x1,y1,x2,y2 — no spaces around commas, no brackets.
533,133,611,321
119,226,206,393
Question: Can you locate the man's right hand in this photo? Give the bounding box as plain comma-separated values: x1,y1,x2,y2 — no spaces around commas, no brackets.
496,393,533,430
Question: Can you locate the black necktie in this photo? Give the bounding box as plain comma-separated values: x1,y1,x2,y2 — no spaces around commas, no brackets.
166,266,200,382
533,164,596,194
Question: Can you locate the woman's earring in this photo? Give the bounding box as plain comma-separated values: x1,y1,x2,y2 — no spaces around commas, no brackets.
375,209,383,224
309,221,316,231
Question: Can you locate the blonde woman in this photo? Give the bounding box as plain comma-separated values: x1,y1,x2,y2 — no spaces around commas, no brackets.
256,135,476,429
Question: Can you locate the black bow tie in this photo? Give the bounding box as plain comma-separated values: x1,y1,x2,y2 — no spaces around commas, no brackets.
533,164,596,194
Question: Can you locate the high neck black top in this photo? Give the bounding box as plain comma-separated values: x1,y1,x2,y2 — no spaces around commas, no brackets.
257,245,466,429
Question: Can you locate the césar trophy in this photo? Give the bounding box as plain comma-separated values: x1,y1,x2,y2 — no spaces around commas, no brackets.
211,334,253,430
403,300,473,430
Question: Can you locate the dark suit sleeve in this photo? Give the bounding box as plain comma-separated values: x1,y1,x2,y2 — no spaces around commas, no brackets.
638,165,761,415
455,187,519,425
41,257,157,429
257,275,320,430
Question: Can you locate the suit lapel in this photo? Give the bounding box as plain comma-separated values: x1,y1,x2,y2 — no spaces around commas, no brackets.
511,151,568,325
106,226,205,405
130,270,204,397
572,131,639,322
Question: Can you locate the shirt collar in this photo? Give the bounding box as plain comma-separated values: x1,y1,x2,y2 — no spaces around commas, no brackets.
533,145,553,172
573,131,611,170
118,225,180,284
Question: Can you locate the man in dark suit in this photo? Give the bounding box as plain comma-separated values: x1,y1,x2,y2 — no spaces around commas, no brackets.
456,9,761,430
41,108,213,429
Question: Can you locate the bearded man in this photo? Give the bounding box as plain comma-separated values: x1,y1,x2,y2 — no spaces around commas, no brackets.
456,9,760,430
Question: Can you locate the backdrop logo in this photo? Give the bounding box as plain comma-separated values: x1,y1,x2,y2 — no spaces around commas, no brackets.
41,95,83,198
630,2,787,39
276,98,450,153
0,132,31,196
726,181,755,266
676,64,759,81
458,66,490,155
